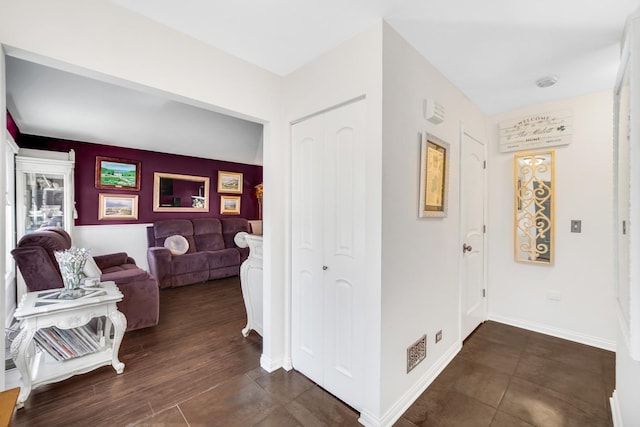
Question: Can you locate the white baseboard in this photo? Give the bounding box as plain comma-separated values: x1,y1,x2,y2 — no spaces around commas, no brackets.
4,368,22,390
610,390,623,427
488,314,616,351
260,353,283,373
282,357,293,371
358,341,462,427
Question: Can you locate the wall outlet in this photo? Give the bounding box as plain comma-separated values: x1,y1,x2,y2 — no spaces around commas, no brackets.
435,330,443,343
407,335,427,373
571,220,581,233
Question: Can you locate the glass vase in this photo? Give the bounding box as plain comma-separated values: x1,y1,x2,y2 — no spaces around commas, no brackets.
55,248,89,299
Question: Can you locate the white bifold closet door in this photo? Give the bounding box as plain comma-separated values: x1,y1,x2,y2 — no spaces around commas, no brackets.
291,99,366,410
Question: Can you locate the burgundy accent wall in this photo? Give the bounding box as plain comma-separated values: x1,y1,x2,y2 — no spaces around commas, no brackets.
18,134,262,225
6,111,19,140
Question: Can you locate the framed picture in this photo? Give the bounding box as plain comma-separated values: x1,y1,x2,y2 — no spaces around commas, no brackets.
220,195,241,215
98,194,139,220
419,133,449,218
95,156,141,191
217,171,243,194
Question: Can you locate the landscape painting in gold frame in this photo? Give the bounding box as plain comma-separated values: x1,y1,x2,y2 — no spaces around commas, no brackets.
217,171,243,194
98,193,138,220
220,195,241,215
419,132,449,218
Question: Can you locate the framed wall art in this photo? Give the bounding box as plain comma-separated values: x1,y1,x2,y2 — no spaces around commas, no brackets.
419,132,449,218
95,156,141,191
220,195,241,215
217,171,243,194
98,193,139,220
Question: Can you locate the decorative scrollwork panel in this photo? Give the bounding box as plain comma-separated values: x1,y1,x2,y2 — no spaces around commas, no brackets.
514,150,555,264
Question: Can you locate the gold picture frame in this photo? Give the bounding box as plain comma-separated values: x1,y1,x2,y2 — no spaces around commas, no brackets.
419,132,449,218
217,171,243,194
220,195,241,215
98,193,139,220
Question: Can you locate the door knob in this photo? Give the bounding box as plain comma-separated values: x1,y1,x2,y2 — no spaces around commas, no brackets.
462,243,473,254
322,266,328,270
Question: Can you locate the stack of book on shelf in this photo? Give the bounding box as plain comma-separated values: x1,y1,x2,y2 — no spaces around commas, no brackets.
33,321,103,361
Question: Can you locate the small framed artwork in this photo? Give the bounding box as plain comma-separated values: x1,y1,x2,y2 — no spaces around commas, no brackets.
98,194,139,220
217,171,243,194
220,195,241,215
95,156,141,191
419,132,449,218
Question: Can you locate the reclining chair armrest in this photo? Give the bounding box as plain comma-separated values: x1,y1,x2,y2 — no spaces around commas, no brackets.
147,247,173,289
94,252,132,270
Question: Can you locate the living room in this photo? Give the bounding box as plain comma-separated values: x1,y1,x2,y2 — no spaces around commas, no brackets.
2,1,640,426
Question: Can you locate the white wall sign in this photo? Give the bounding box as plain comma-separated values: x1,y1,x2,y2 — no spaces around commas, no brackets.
499,110,572,152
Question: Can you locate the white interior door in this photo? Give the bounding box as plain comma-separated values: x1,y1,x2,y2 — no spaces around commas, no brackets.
291,113,325,383
460,131,486,340
291,99,365,410
321,101,365,408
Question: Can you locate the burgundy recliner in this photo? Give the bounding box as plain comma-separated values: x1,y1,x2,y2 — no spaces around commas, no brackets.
11,228,159,331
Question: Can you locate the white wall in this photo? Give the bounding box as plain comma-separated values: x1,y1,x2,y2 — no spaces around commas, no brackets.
487,91,617,349
0,0,288,374
282,23,384,422
74,224,152,271
379,24,487,423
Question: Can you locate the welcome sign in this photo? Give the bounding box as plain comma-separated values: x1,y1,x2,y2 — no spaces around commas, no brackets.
499,110,572,152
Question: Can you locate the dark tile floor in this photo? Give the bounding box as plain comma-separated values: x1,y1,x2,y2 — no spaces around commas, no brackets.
131,320,614,426
396,321,615,427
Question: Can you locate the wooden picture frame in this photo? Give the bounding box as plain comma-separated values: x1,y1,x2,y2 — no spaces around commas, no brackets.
220,195,241,215
98,193,139,220
95,156,141,191
217,171,243,194
419,133,449,218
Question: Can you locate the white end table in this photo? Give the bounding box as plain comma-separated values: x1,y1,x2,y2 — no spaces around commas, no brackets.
10,281,127,408
234,232,263,337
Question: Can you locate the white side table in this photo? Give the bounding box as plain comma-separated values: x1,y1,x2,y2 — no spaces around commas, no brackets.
10,282,126,408
234,232,263,337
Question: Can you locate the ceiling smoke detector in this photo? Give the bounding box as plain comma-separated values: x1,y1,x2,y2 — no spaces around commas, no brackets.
536,75,559,88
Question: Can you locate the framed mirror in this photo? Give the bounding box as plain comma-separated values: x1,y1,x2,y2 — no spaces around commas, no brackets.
153,172,210,212
514,150,554,264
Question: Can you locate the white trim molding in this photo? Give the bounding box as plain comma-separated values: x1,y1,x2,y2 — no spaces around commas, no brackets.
358,341,462,427
488,314,616,351
610,390,623,427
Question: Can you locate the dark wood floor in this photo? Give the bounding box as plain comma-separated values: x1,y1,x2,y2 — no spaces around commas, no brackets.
10,277,615,426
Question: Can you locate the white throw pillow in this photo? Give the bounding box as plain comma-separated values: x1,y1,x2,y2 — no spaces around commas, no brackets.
164,235,189,255
83,256,103,278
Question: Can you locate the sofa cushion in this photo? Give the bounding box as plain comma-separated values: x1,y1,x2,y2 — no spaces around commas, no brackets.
153,220,196,254
192,218,225,252
102,267,150,284
164,235,189,255
202,248,240,269
83,257,103,277
220,218,250,249
171,252,209,275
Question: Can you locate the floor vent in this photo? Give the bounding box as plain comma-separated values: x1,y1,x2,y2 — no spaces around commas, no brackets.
407,334,427,373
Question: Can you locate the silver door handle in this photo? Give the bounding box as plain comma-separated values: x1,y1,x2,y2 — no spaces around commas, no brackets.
462,243,472,254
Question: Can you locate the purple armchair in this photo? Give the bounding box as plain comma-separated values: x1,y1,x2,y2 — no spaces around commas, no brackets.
11,228,159,331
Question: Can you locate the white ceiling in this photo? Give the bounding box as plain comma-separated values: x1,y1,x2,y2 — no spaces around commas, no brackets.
110,0,639,114
6,1,639,165
6,57,264,165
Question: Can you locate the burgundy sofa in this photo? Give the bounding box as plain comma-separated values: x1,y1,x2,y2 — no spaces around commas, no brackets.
146,218,250,289
11,228,160,332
